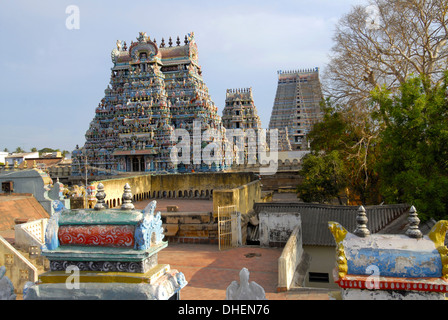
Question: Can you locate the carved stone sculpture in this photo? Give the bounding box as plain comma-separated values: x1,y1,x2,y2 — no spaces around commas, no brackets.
0,266,16,300
226,268,266,300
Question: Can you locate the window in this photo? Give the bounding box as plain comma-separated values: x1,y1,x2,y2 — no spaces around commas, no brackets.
2,181,13,193
308,272,329,283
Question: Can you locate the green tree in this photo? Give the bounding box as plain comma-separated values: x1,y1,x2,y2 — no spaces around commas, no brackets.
39,147,57,154
372,74,448,221
30,147,38,152
14,147,25,153
297,151,348,204
306,101,381,205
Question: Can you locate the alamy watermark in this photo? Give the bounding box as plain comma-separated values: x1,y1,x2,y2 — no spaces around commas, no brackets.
65,265,80,290
365,4,381,30
365,264,380,289
65,5,80,30
170,120,279,175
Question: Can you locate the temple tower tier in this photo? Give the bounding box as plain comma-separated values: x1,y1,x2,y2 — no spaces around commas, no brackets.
71,32,226,178
268,68,323,151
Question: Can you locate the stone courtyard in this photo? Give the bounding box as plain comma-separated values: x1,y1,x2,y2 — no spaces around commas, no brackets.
158,243,331,300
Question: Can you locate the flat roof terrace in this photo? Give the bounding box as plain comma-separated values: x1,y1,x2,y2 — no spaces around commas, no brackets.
133,197,213,213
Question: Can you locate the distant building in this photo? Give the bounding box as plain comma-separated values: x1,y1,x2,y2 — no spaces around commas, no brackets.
5,152,39,166
269,68,323,151
0,152,8,165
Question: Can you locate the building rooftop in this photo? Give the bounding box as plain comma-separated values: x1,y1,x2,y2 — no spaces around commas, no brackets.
254,201,410,246
0,193,50,243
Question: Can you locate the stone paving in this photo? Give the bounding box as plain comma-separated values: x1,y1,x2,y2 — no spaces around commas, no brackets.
158,243,331,300
136,197,332,300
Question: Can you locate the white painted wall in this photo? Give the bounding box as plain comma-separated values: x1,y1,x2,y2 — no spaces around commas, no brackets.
258,211,300,246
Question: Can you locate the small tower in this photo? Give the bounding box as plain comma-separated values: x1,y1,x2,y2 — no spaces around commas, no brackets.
353,205,370,237
121,183,135,210
405,205,423,238
93,183,106,210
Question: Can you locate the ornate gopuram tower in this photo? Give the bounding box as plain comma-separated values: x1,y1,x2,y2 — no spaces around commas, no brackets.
222,88,261,131
71,32,226,178
268,68,323,151
221,88,263,166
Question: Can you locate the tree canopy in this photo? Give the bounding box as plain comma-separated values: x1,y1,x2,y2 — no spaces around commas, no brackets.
372,74,448,220
298,0,448,222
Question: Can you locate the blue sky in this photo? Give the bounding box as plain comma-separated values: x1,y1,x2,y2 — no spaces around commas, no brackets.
0,0,366,154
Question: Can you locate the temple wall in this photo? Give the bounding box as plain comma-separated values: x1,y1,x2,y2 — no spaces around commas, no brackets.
212,179,262,218
303,245,339,289
92,172,256,209
277,223,304,291
260,170,303,192
258,211,301,247
92,175,152,207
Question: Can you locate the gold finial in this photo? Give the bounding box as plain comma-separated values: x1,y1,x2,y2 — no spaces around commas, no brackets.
428,220,448,278
328,222,348,279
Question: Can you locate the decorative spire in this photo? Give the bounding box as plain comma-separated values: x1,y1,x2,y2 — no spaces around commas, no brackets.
160,38,165,48
94,183,106,210
121,183,135,210
354,205,370,237
405,205,423,238
184,35,188,45
176,36,180,46
32,160,37,169
168,37,173,47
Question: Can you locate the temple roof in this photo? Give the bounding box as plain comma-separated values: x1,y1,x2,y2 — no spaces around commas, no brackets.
254,202,410,246
327,205,448,293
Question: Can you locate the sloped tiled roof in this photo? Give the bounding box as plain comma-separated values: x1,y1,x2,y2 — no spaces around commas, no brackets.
0,194,49,232
254,202,410,246
17,157,64,169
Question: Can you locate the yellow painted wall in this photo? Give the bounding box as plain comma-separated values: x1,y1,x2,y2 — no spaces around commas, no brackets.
90,172,256,209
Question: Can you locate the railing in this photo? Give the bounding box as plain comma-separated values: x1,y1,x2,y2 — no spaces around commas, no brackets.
0,236,38,294
217,205,239,251
14,219,48,253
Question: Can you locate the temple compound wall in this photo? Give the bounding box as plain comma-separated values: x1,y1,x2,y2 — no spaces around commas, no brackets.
91,172,256,212
212,180,262,217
